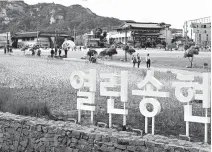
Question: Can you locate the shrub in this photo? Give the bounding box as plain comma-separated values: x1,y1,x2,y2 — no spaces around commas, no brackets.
86,49,98,57
126,48,136,55
99,48,117,57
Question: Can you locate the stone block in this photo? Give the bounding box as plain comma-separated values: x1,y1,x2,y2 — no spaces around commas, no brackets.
37,125,43,132
145,141,156,148
107,146,115,152
134,139,145,146
0,133,3,138
114,143,126,150
78,139,88,146
127,145,136,151
118,138,129,145
65,147,73,152
104,142,113,147
114,148,123,152
62,137,68,145
100,145,109,151
102,135,110,142
179,134,191,141
71,138,78,143
136,146,146,151
95,134,102,141
20,139,29,148
71,131,81,139
111,137,118,143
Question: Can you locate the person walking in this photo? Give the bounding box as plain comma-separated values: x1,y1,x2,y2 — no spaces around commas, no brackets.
37,49,41,57
64,48,68,58
59,48,62,57
137,53,141,68
4,47,6,54
132,54,137,68
146,53,151,69
51,48,54,58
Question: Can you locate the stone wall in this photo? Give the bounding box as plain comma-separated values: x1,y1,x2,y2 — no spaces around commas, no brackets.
0,112,210,152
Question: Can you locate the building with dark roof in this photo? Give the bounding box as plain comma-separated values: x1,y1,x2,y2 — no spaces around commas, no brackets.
13,31,71,48
107,21,172,47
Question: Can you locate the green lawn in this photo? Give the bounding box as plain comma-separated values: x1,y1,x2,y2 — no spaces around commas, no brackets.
0,55,210,143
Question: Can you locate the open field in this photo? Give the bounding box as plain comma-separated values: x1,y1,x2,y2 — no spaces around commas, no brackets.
0,55,211,143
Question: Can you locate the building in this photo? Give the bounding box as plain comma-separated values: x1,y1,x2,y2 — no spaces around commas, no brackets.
183,17,211,47
13,31,70,48
172,29,183,38
0,32,11,47
83,30,100,47
107,21,172,46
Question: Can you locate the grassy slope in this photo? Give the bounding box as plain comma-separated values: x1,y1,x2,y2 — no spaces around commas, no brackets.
0,56,210,142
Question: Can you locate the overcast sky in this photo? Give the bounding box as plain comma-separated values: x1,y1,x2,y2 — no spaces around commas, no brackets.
24,0,211,29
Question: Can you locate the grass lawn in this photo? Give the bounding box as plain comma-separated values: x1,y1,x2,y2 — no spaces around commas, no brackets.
0,55,210,143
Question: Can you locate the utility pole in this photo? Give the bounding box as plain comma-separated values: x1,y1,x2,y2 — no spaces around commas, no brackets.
37,31,39,44
55,30,57,54
185,21,188,45
6,32,9,52
74,26,76,42
125,27,127,61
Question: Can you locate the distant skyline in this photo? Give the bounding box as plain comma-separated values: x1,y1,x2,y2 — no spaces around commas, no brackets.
24,0,211,29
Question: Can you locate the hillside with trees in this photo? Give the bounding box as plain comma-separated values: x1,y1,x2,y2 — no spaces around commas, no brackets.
0,1,123,35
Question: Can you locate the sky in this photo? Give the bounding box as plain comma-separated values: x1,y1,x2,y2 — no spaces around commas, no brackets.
24,0,211,29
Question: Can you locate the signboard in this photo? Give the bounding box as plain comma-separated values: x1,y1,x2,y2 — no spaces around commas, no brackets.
70,70,211,143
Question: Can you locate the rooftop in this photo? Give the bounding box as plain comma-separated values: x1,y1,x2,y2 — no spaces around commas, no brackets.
116,21,171,30
13,31,70,38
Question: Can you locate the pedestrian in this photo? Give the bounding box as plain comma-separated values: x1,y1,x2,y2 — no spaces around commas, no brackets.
4,47,6,54
137,53,141,68
132,54,137,68
32,49,34,56
146,53,151,69
64,48,68,58
79,46,81,51
51,48,54,58
37,49,41,57
59,48,62,57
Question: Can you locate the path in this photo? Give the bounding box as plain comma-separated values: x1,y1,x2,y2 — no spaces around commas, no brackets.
63,58,204,77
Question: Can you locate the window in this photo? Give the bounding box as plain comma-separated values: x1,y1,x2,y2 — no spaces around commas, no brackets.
204,25,206,28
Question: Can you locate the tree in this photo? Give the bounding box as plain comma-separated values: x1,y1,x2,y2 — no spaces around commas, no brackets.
109,38,115,45
94,28,103,38
123,45,135,55
184,45,199,68
93,28,107,47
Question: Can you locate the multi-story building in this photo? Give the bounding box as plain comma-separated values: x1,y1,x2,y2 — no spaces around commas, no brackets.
183,17,211,47
107,21,172,46
83,30,100,47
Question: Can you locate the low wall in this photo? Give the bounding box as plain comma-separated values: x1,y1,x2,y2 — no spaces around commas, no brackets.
0,112,210,152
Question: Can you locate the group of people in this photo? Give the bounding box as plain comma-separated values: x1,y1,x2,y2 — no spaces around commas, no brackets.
132,53,151,69
4,47,12,54
50,48,62,58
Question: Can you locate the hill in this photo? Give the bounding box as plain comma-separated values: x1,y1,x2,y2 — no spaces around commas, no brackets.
0,1,124,35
